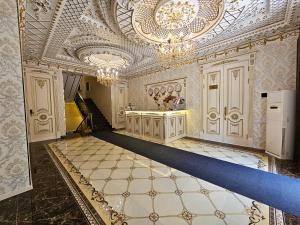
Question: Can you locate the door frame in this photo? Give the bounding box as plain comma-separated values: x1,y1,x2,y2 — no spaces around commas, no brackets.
200,53,254,147
23,66,63,142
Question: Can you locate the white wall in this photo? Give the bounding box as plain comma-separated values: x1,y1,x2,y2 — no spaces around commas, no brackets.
0,0,32,200
128,36,298,149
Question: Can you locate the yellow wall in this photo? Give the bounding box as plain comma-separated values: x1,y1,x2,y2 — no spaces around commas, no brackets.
65,102,83,132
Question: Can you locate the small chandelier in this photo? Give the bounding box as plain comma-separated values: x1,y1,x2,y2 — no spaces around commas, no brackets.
157,33,195,61
96,67,119,86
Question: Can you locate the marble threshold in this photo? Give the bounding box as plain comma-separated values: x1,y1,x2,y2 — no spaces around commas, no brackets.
48,135,275,225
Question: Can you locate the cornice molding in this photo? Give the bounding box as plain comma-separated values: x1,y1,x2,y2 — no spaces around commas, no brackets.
127,29,300,78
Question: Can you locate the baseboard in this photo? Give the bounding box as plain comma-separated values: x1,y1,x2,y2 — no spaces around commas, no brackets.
185,136,265,153
0,185,33,202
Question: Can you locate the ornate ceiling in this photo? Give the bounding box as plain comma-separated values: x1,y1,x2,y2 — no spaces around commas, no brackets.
23,0,300,77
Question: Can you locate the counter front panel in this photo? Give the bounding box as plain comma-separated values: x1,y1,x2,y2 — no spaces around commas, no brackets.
125,111,187,143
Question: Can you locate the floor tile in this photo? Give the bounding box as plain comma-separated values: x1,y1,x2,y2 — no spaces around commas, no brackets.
153,178,177,192
90,180,106,191
210,192,246,214
124,195,152,217
90,168,111,180
154,193,183,216
117,160,134,168
181,193,215,214
126,218,153,225
104,180,128,194
152,167,171,177
156,217,188,225
105,195,125,212
128,179,151,193
193,216,225,225
132,168,151,178
176,177,200,192
110,168,131,179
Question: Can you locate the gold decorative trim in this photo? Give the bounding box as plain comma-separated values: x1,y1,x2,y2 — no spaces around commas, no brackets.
128,29,299,79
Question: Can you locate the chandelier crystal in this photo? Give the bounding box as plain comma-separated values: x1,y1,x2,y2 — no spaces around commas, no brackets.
157,33,195,61
78,48,133,86
155,0,199,30
96,67,119,86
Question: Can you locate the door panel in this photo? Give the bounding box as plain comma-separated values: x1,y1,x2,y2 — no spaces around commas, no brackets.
26,72,57,142
223,61,249,145
202,66,224,142
115,83,128,129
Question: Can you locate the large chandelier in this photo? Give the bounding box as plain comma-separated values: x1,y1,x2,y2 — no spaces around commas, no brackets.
77,46,133,86
96,67,119,86
157,33,195,61
83,53,128,86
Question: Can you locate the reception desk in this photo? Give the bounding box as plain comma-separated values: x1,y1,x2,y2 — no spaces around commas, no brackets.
125,110,187,144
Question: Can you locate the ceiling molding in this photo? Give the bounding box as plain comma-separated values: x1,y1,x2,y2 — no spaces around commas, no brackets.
23,0,300,78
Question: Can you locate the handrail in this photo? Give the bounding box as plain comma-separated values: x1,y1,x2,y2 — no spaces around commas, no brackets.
77,92,85,102
75,113,93,134
75,115,88,133
75,92,88,117
74,92,94,133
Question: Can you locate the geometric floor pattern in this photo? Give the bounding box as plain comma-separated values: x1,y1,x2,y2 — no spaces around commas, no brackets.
48,136,270,225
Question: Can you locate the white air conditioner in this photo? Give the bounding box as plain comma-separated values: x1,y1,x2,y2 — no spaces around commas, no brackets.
266,90,296,160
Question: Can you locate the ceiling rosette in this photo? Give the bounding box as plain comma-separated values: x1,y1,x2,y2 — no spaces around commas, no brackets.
115,0,224,44
76,46,134,71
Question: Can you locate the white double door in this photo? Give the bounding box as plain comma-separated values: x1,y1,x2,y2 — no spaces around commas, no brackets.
202,60,249,146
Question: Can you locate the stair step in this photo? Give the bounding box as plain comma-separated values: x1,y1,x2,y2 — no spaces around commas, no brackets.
74,97,113,132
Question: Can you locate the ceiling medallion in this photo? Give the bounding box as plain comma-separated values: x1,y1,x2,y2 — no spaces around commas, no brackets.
77,46,134,86
132,0,224,43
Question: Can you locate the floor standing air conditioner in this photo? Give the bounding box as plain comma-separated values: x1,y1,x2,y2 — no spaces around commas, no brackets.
266,90,296,160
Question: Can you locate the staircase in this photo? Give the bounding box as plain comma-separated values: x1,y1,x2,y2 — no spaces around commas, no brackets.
84,99,113,132
74,93,112,132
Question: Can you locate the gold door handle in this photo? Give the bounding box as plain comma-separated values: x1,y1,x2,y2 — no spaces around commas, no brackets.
224,106,227,120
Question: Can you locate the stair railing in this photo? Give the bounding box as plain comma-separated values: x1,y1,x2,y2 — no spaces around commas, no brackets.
75,113,93,134
74,92,95,133
74,92,89,117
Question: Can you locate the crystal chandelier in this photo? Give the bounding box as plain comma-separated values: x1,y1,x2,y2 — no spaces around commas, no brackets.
79,50,131,86
96,67,119,86
157,33,195,61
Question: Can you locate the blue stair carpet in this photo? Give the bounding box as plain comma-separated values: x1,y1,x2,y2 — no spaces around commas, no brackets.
93,131,300,216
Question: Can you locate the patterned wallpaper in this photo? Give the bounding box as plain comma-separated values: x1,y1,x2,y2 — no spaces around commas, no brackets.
128,36,298,149
252,36,297,149
0,0,31,200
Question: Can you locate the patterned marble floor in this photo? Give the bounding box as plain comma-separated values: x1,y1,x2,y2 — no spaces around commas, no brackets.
49,136,270,225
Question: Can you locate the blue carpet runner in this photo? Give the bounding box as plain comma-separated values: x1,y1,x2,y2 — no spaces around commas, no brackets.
93,131,300,216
